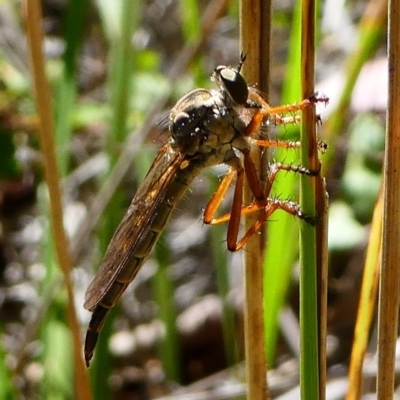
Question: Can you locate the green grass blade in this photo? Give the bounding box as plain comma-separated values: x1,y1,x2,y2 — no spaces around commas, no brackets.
0,334,15,400
154,234,181,382
41,318,74,399
25,1,91,397
38,187,74,400
54,0,90,176
179,0,201,42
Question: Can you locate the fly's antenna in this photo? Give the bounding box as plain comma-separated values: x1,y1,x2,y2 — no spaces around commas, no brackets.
238,52,247,73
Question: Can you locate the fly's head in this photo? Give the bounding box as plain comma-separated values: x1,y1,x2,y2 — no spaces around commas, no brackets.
212,67,248,108
212,54,262,111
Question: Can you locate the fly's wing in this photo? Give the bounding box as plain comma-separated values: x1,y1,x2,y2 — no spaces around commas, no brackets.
84,143,186,310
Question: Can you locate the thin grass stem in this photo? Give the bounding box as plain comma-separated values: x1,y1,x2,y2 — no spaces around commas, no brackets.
240,0,272,398
24,1,91,398
346,187,382,400
377,1,400,397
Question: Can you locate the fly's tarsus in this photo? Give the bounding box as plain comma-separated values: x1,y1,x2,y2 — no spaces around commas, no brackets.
309,92,329,107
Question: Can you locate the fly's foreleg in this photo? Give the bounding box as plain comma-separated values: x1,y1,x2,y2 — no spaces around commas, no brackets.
244,93,328,143
260,93,328,118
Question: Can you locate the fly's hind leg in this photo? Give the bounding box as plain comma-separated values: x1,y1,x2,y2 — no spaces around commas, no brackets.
203,154,259,251
231,197,316,251
205,157,319,251
203,152,266,251
224,160,319,222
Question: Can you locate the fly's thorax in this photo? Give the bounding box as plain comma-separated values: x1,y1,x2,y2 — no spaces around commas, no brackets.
169,88,222,153
188,109,251,171
200,106,246,150
169,83,250,166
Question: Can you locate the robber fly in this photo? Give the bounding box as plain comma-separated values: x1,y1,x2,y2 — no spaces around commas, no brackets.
83,55,327,366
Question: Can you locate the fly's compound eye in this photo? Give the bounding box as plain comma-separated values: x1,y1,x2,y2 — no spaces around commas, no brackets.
214,65,249,106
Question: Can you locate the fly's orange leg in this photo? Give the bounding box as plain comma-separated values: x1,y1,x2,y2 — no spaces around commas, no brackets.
203,168,236,224
225,150,270,250
252,138,301,149
270,114,301,126
243,92,327,136
203,151,265,225
244,109,264,137
242,150,265,200
251,138,327,153
204,160,318,251
202,157,244,254
203,152,267,251
203,153,257,250
204,160,316,226
232,198,314,251
260,94,328,117
226,162,244,250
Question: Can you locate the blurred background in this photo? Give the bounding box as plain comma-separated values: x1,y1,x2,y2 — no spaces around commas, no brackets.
0,0,388,398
